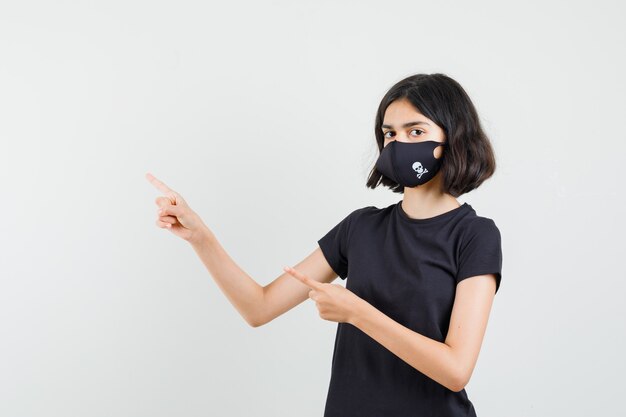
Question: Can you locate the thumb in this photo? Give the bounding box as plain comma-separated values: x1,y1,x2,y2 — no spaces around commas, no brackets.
167,191,189,208
161,204,185,218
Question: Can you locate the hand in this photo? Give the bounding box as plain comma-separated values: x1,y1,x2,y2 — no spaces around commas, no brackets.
283,265,362,324
145,172,208,243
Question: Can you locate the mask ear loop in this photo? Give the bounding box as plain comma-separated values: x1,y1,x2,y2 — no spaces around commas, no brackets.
434,141,447,159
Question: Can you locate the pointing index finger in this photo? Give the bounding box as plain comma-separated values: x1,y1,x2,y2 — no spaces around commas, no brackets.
283,266,323,290
145,172,176,204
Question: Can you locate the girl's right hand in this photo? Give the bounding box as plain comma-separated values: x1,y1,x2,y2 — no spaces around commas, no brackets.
145,172,208,243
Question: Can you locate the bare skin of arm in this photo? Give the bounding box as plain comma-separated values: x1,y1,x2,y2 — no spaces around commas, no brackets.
189,226,338,328
146,172,338,328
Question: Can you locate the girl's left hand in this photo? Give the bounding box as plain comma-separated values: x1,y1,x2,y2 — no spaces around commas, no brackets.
283,265,363,324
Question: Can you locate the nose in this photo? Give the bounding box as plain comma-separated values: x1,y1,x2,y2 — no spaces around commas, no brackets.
391,133,413,144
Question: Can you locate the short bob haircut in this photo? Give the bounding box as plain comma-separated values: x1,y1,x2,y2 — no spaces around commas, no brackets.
366,73,496,198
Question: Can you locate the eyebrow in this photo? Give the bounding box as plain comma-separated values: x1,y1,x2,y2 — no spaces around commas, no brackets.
381,121,431,129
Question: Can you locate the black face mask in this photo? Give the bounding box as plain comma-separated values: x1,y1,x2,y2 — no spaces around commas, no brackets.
375,140,448,188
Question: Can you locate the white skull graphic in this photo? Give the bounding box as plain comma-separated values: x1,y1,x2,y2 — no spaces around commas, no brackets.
412,161,429,179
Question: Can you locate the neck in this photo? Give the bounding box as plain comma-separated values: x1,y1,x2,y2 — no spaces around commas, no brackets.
400,176,460,220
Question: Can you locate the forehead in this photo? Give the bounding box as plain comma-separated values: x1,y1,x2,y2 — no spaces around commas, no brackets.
383,98,429,123
381,98,436,129
383,98,435,128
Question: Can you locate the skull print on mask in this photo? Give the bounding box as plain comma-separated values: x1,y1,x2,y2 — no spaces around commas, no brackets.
412,161,427,178
375,140,448,188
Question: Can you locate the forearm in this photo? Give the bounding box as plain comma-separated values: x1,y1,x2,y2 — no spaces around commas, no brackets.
189,226,264,327
349,298,462,392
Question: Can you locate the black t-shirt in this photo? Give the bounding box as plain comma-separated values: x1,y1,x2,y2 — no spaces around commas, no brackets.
317,200,502,417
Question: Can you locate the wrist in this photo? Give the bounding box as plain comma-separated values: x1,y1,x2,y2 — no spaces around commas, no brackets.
348,295,369,327
188,224,213,247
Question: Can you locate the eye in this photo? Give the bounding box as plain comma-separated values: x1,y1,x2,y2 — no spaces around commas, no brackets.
383,131,394,139
410,129,425,136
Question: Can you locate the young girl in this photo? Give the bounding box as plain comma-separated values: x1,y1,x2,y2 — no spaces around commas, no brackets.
146,72,502,416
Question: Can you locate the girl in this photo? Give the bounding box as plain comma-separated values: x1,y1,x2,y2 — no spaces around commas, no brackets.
146,72,502,416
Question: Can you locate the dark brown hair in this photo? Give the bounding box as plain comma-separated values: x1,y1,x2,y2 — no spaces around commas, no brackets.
366,73,496,197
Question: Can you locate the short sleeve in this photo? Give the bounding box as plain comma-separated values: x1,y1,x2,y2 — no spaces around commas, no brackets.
456,218,503,294
317,209,360,280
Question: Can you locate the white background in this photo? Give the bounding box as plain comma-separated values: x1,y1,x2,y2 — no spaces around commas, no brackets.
1,0,624,416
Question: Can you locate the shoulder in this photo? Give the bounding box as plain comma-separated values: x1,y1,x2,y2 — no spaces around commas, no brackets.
344,204,388,221
346,203,395,227
458,209,502,248
330,204,392,237
336,205,379,232
466,215,500,235
321,205,381,235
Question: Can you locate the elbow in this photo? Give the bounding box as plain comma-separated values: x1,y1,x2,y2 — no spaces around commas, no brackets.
247,317,262,328
446,351,473,392
246,299,268,328
247,314,267,328
248,289,268,328
450,371,470,393
450,380,466,393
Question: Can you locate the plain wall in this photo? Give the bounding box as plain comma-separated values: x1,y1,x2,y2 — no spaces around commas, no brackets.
1,0,624,416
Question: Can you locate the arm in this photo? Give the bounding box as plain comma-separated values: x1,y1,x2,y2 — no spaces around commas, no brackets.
190,226,338,328
349,273,497,392
189,226,265,327
146,173,337,328
259,245,338,327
